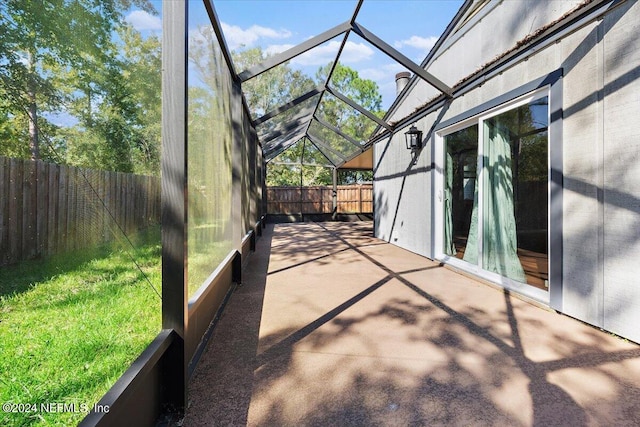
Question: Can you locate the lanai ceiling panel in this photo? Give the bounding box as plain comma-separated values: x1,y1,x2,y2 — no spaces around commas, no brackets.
269,139,305,164
255,93,320,141
339,146,373,170
243,60,320,121
262,126,308,160
307,120,362,161
217,0,458,168
301,139,335,167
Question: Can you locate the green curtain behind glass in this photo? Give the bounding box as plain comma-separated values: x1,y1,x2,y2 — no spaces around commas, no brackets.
444,152,456,255
462,171,479,265
482,119,526,282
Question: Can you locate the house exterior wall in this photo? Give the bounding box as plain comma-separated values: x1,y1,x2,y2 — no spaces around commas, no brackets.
374,0,640,343
560,20,603,328
601,1,640,342
374,114,434,256
388,0,584,123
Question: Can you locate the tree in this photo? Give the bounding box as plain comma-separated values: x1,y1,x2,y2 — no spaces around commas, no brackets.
338,169,373,184
0,0,156,164
0,88,29,158
316,63,384,143
230,49,383,187
266,138,333,186
119,26,161,174
63,24,162,174
233,47,316,119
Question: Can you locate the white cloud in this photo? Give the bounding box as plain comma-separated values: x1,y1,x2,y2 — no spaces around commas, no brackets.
359,63,405,82
394,35,438,57
221,22,292,50
359,63,409,107
340,41,375,64
125,10,161,31
188,26,213,48
265,44,295,56
278,40,374,66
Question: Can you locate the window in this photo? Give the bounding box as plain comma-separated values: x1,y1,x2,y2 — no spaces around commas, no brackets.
440,90,549,293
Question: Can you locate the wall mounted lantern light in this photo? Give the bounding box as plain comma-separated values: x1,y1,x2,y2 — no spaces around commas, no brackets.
404,124,423,150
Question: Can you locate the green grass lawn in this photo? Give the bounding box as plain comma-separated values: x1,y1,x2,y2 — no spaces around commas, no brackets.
188,241,234,298
187,223,234,297
0,227,161,427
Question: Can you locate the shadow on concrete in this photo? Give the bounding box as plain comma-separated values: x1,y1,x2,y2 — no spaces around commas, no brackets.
185,222,640,426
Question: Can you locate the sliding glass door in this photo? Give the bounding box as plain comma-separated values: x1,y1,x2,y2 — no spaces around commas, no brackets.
441,92,549,292
444,125,478,261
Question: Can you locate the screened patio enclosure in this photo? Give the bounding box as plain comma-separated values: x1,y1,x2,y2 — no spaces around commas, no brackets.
113,1,464,425
228,0,455,176
71,0,640,424
220,0,460,219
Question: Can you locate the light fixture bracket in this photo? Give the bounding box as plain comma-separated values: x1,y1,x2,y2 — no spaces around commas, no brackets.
404,124,423,150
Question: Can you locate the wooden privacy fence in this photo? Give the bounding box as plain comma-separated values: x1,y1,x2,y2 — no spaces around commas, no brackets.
0,156,160,267
267,184,373,214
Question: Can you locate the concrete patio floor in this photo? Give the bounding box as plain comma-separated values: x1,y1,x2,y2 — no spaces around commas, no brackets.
184,221,640,426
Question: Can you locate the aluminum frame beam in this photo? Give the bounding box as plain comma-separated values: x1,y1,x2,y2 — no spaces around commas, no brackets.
263,124,307,150
325,86,392,131
161,0,188,412
350,22,453,97
253,86,324,126
308,140,338,167
305,132,348,162
263,130,308,157
264,141,303,161
299,29,351,139
318,0,359,90
264,137,308,162
204,1,238,80
238,21,352,82
270,160,334,168
314,115,364,151
293,1,363,153
264,136,306,161
260,113,313,145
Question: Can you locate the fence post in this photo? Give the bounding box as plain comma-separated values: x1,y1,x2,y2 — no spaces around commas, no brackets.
23,160,37,260
0,157,7,264
332,169,337,219
299,186,303,216
36,160,47,257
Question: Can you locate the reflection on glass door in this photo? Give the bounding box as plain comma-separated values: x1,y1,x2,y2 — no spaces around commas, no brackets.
443,96,549,291
444,125,478,260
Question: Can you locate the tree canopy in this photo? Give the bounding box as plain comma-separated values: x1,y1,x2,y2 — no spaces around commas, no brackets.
0,3,378,185
234,49,380,187
0,0,161,175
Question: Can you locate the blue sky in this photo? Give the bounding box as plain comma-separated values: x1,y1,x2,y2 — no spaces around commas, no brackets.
126,0,464,109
